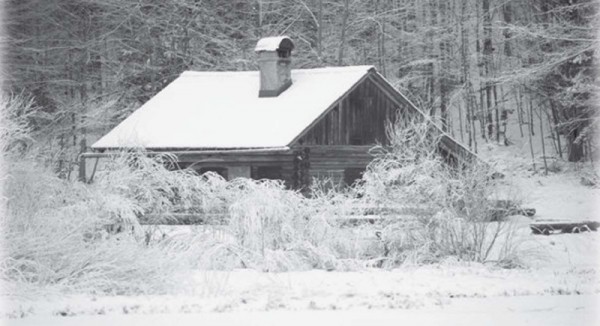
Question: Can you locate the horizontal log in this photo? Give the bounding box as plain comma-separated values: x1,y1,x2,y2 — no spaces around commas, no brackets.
293,145,375,151
176,154,294,164
310,164,370,170
140,213,228,225
140,213,420,227
139,205,438,226
530,220,599,235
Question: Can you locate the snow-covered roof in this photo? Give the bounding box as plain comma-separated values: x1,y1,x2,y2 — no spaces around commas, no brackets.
254,36,293,52
92,66,374,150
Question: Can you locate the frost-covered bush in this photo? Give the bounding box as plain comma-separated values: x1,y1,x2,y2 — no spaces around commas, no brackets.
180,175,378,272
358,118,523,265
2,155,209,297
2,150,368,298
0,96,205,296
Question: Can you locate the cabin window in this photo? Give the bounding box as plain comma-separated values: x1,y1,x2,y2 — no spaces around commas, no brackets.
252,166,283,180
199,167,228,179
343,168,364,186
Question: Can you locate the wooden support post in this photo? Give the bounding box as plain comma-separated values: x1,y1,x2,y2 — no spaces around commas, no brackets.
78,154,86,182
88,157,99,184
292,147,311,193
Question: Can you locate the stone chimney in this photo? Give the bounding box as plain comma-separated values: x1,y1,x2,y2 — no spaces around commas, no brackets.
254,36,294,97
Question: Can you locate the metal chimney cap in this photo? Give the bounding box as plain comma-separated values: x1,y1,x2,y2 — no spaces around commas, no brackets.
255,36,294,53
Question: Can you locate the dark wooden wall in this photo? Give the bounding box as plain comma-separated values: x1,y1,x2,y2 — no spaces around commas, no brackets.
296,77,412,146
288,72,423,187
296,145,373,186
175,151,296,185
173,146,375,189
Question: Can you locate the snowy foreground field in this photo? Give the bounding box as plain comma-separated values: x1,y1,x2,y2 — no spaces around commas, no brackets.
3,148,600,325
2,262,599,325
4,295,599,326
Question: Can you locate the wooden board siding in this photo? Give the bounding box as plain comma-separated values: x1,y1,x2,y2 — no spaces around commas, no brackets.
296,145,374,186
173,146,375,188
174,151,295,186
296,77,415,146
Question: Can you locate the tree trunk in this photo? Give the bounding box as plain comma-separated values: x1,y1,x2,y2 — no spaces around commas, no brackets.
529,97,535,137
527,97,536,172
337,0,350,66
549,100,563,159
475,0,486,141
515,88,524,138
493,85,500,142
567,130,584,162
460,0,476,152
482,0,493,141
538,104,548,175
544,104,560,156
458,102,465,143
317,0,323,59
502,2,513,57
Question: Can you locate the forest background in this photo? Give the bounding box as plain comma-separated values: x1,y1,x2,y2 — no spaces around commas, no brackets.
2,0,599,178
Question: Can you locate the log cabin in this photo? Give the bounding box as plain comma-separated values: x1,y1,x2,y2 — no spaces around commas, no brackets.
82,36,478,189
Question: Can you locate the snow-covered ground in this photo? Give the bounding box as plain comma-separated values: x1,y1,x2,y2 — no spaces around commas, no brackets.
477,139,599,220
3,144,599,325
3,252,599,324
5,294,599,326
516,169,599,223
3,264,599,324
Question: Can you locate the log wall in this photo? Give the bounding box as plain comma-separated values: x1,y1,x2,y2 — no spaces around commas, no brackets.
173,145,376,189
300,145,374,186
175,151,296,186
296,77,414,146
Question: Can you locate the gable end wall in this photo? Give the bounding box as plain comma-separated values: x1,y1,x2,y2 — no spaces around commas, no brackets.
291,72,425,187
295,76,417,146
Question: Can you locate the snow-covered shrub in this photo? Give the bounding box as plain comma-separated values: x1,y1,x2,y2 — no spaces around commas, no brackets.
3,147,369,298
359,118,524,265
190,176,377,272
0,96,210,296
1,154,215,297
